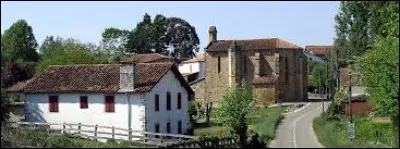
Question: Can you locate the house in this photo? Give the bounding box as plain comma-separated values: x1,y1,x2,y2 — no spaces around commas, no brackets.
204,26,308,105
178,54,205,84
6,62,194,140
304,45,334,59
342,94,373,115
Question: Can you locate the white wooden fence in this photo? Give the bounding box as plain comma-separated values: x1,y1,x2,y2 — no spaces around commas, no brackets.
5,121,198,147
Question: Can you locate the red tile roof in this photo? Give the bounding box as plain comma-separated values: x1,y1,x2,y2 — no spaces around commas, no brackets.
120,53,177,63
182,54,205,63
6,77,36,93
9,63,193,94
205,38,302,51
305,45,334,56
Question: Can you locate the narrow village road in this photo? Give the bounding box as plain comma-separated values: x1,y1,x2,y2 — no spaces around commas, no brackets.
269,101,330,148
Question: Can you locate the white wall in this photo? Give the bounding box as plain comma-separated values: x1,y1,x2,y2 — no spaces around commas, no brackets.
145,70,190,135
179,62,205,79
25,93,145,140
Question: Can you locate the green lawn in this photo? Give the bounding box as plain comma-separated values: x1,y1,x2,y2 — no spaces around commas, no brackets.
313,115,397,148
193,106,287,142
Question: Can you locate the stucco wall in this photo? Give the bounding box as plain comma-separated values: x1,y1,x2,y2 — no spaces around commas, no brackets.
179,62,205,79
25,93,145,140
145,70,190,135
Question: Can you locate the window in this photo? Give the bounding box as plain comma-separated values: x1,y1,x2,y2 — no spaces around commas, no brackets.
166,122,171,134
105,96,115,112
285,57,288,82
178,121,182,134
218,56,221,73
177,93,182,109
80,96,88,109
155,94,159,111
166,92,171,111
49,96,59,112
155,123,160,138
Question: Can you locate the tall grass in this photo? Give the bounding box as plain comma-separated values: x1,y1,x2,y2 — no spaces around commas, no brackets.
313,115,396,148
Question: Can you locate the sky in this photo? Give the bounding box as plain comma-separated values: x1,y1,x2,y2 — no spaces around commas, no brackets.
1,1,340,53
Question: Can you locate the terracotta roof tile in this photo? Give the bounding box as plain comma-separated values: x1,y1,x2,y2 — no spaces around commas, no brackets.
182,54,205,63
205,38,302,51
6,77,36,93
305,45,334,56
14,63,193,94
120,53,176,63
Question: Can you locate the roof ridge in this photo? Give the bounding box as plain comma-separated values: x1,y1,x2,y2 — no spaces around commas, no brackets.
49,64,117,67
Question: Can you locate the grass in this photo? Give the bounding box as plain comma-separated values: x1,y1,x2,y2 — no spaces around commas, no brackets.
313,115,397,148
1,127,155,148
193,106,287,142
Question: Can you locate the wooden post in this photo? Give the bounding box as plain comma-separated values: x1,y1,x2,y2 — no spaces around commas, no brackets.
112,126,115,139
94,124,98,141
128,128,132,141
62,123,66,134
78,123,81,134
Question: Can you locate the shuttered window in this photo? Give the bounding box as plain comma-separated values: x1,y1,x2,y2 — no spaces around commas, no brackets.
105,96,115,112
80,96,88,109
49,96,59,112
166,122,171,133
166,92,171,111
178,121,182,134
177,93,182,109
155,123,160,138
155,94,159,111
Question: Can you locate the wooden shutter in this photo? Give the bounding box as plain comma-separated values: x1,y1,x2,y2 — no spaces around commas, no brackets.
167,92,171,111
80,96,88,109
178,121,182,134
155,94,159,111
155,123,160,138
167,122,171,133
49,96,58,112
105,96,115,112
177,93,181,109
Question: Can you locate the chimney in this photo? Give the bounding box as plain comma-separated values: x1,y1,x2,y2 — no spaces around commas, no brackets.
119,61,136,92
208,26,217,43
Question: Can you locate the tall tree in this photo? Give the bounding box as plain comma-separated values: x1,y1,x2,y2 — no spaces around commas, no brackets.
39,36,64,59
2,19,39,63
101,27,130,53
125,13,155,54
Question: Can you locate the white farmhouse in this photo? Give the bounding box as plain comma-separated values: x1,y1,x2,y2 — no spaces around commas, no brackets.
178,54,205,83
6,62,194,140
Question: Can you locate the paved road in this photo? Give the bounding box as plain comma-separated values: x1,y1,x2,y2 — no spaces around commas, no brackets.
269,101,330,148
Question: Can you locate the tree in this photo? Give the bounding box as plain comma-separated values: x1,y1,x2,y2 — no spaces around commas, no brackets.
2,19,39,63
39,36,64,59
35,37,108,75
215,80,254,148
1,90,11,123
125,13,155,54
101,27,130,54
165,17,200,58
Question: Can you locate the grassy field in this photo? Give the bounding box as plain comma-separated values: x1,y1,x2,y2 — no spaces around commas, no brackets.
193,106,287,142
1,127,155,148
313,115,397,148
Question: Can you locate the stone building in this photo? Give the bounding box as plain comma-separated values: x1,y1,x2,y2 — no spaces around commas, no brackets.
204,26,308,105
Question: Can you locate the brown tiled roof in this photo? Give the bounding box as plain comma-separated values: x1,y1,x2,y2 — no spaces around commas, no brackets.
305,45,334,56
252,75,278,85
182,54,205,63
205,38,302,51
120,53,177,63
6,77,36,93
15,63,193,94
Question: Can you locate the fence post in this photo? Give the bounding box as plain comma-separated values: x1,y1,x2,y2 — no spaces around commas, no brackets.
62,122,66,134
78,123,81,134
94,124,98,141
128,128,132,141
112,126,115,139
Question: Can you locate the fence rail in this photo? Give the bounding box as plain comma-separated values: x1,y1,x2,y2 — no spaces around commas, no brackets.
5,121,198,147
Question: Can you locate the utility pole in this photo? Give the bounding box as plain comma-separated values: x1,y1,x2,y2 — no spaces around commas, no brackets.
347,46,354,142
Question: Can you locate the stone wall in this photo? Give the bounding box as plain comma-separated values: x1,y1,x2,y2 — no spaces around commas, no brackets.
205,52,231,102
190,79,205,101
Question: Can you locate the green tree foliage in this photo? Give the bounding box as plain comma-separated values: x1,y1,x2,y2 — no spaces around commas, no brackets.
39,36,64,59
215,80,254,147
309,61,331,93
1,90,11,122
35,38,110,75
2,19,39,63
101,27,130,54
106,13,200,58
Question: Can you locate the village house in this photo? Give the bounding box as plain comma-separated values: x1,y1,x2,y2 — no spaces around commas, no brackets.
178,55,206,101
204,26,308,105
304,45,334,59
6,61,194,140
119,53,180,64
